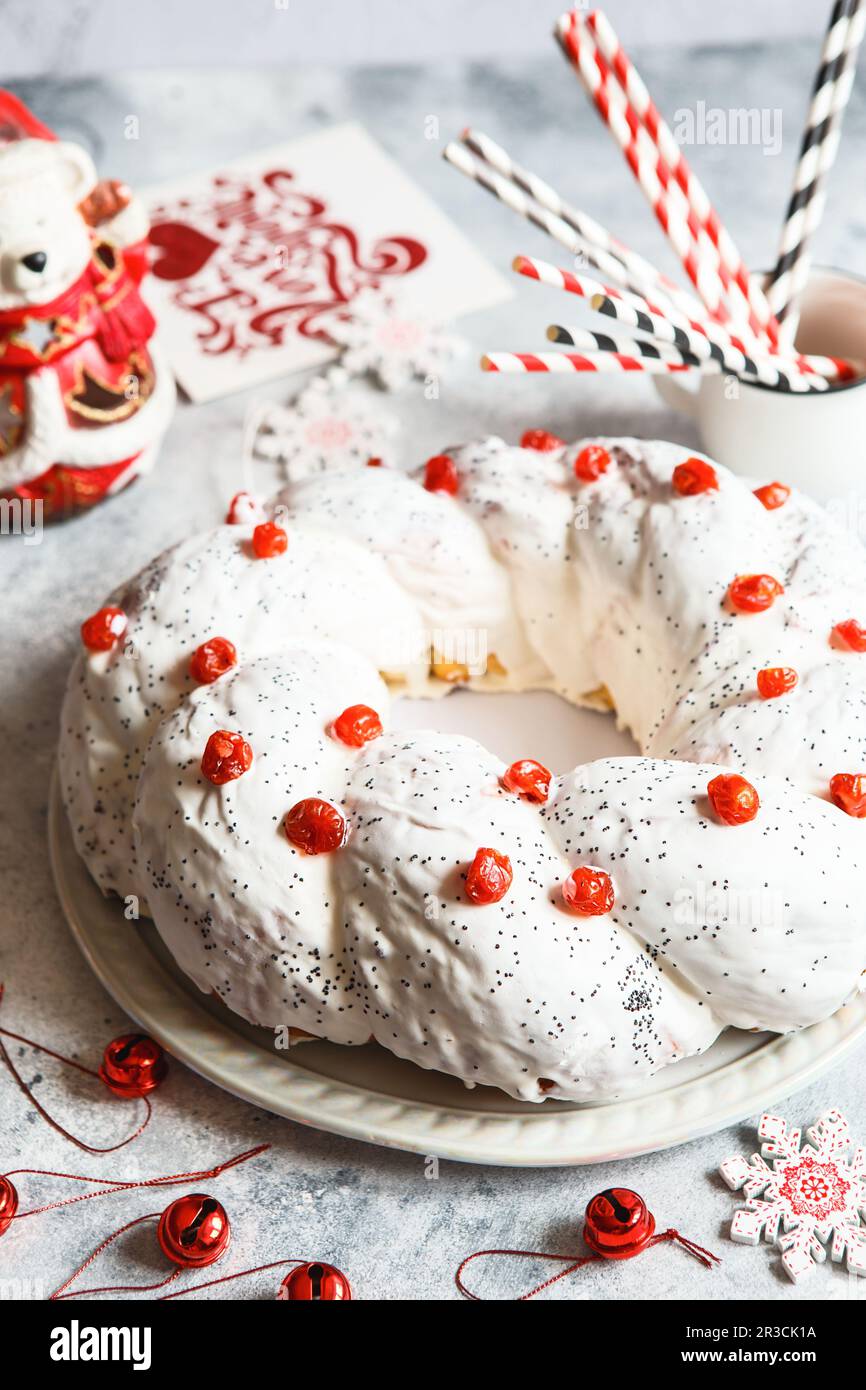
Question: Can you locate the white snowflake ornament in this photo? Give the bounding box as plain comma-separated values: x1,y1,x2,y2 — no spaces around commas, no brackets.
254,370,400,481
720,1110,866,1283
324,289,464,391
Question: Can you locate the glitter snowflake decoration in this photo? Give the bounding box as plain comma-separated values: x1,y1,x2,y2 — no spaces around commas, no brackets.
720,1110,866,1283
324,289,464,391
254,370,400,481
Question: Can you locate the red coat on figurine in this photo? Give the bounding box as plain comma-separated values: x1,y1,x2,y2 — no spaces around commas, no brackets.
0,91,174,515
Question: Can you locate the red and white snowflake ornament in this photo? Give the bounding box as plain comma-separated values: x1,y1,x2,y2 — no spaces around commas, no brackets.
254,371,400,480
720,1110,866,1283
323,289,464,391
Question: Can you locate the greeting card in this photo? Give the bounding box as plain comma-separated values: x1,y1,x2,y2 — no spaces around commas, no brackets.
143,123,510,401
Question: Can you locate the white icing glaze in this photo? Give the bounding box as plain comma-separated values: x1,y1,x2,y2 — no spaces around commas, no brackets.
133,651,866,1101
59,436,866,1100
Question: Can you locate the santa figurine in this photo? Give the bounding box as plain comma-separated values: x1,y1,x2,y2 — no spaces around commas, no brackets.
0,91,174,516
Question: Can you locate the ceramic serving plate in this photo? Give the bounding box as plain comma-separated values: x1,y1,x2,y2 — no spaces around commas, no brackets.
50,689,866,1165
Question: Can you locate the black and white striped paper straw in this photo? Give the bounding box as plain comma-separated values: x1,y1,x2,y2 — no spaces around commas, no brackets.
765,0,865,335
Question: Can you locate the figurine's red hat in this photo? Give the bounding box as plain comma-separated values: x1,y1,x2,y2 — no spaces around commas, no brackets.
0,90,57,145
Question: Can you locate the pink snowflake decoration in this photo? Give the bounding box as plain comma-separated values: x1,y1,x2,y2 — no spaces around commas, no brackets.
720,1110,866,1283
324,289,463,391
253,370,400,481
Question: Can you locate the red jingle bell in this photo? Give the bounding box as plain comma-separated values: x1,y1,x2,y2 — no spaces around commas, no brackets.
279,1261,352,1301
583,1188,655,1260
99,1033,168,1098
157,1194,231,1268
0,1176,19,1237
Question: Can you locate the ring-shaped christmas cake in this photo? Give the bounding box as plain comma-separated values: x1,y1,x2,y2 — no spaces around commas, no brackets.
59,435,866,1101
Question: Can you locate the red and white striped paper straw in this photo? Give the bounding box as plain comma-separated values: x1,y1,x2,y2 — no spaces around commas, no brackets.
512,253,838,389
557,11,782,346
481,350,693,376
582,8,783,346
555,13,732,322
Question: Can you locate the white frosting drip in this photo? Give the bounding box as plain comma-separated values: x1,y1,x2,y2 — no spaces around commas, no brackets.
59,435,866,1100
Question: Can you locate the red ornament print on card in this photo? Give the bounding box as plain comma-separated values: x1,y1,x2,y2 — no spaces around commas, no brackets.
149,170,426,359
142,126,512,401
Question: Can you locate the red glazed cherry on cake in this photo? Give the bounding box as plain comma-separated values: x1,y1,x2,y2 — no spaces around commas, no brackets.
521,428,566,452
573,444,611,482
707,773,759,826
423,454,459,496
757,666,798,699
728,574,784,613
81,606,126,652
672,457,718,496
465,847,513,904
829,773,866,817
831,619,866,652
754,481,790,511
502,758,552,803
284,798,347,854
562,866,615,915
190,637,238,685
332,704,383,748
201,730,253,785
252,521,288,558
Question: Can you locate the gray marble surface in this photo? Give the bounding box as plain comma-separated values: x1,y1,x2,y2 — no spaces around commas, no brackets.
2,43,866,1303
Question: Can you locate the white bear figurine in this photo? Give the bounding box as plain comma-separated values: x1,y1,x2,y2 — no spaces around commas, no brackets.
0,90,174,515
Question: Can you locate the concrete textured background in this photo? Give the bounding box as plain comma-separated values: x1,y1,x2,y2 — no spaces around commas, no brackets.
0,0,843,75
2,25,866,1302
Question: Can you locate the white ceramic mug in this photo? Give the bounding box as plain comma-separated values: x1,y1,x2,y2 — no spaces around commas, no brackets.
654,267,866,504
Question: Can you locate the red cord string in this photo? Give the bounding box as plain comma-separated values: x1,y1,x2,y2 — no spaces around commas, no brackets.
455,1248,601,1301
455,1227,720,1300
50,1214,173,1301
5,1142,271,1219
46,1144,271,1301
159,1259,306,1300
0,984,151,1153
651,1228,722,1270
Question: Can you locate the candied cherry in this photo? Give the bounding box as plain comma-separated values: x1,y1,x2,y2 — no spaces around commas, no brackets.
284,798,347,854
757,666,798,699
672,457,718,496
521,428,566,452
81,606,126,652
366,456,383,467
573,444,611,482
753,482,790,511
423,454,459,495
190,637,238,685
502,758,552,803
562,866,615,916
707,773,759,826
201,730,253,785
465,847,513,905
830,620,866,652
332,704,383,748
829,773,866,818
252,521,288,558
728,574,784,613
